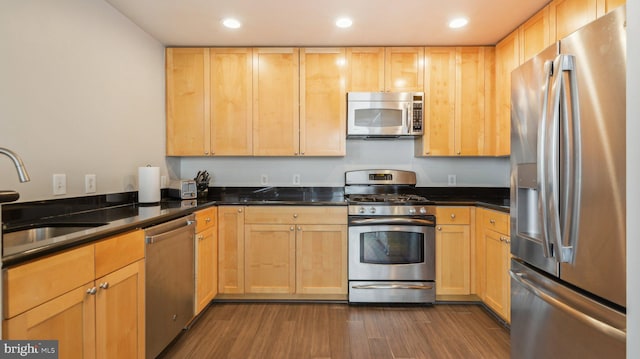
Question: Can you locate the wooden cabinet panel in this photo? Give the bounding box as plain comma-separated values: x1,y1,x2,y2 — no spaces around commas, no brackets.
245,206,347,225
218,206,245,294
296,225,347,294
195,206,217,233
253,48,300,156
95,260,145,359
385,47,424,91
418,47,493,156
195,206,219,311
95,230,144,278
457,47,487,156
435,224,471,295
483,228,511,321
479,209,510,234
244,224,296,293
597,0,626,16
436,206,471,225
210,48,253,155
550,0,597,41
4,244,95,318
346,47,385,92
300,48,346,156
494,31,520,156
421,47,456,156
166,48,208,156
520,7,552,63
4,283,96,358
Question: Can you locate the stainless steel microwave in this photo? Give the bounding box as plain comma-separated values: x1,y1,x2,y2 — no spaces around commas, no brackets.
347,92,424,138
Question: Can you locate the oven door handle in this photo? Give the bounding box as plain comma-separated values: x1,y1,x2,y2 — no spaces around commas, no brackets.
348,218,435,226
352,284,434,290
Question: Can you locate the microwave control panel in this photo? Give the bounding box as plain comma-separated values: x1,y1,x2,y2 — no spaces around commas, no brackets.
412,97,423,133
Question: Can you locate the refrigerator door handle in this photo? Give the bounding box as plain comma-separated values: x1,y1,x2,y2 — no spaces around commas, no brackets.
510,269,626,343
559,55,581,264
537,60,554,258
542,56,563,262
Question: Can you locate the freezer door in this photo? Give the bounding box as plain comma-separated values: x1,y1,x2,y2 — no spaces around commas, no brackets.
557,5,626,307
510,259,626,359
510,44,558,275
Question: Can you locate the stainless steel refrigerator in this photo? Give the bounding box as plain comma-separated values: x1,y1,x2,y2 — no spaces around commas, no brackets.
510,6,626,358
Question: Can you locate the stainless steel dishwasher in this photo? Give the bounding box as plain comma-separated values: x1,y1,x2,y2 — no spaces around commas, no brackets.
144,214,196,359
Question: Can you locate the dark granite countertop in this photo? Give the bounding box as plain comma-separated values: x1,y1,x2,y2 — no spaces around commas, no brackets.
1,186,509,267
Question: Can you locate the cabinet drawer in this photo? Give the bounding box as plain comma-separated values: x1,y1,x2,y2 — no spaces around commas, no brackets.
244,206,347,225
4,244,95,319
95,230,145,278
436,207,471,225
195,207,218,232
481,209,510,234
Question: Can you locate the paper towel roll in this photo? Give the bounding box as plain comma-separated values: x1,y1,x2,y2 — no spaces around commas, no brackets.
138,166,160,203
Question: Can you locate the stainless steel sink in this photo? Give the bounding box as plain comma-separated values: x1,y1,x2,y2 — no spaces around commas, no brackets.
3,223,108,248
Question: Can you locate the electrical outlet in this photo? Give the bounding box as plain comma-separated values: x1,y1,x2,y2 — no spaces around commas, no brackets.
260,174,269,185
53,174,67,195
293,174,301,185
447,174,457,186
85,174,97,193
160,175,168,188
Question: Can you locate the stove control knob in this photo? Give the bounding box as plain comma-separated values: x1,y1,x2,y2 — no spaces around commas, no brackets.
419,207,427,214
369,207,376,214
358,207,366,214
408,208,416,215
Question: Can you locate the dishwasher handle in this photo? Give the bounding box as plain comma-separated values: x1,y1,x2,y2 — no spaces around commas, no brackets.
145,215,196,244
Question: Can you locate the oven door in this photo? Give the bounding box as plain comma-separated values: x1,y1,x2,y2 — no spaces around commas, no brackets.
348,223,435,281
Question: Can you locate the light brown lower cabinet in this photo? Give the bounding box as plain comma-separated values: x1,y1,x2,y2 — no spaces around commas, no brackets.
434,207,472,296
195,207,218,314
219,205,348,299
3,230,146,359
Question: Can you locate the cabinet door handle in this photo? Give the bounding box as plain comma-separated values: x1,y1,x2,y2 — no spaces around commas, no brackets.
99,282,110,290
437,226,442,231
205,217,211,223
297,226,302,231
86,287,97,295
238,208,243,213
290,226,294,231
197,235,204,241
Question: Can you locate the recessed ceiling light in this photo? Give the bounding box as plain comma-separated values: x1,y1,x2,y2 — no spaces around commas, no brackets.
335,17,353,28
448,17,469,29
222,18,242,29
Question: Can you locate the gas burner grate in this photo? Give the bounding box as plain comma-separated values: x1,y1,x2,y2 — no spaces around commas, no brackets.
347,194,429,203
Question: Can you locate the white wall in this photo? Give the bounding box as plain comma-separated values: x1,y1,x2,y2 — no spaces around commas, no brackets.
0,0,167,202
627,1,638,357
180,140,511,187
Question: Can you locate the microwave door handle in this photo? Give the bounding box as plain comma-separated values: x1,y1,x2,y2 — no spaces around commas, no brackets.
404,104,410,134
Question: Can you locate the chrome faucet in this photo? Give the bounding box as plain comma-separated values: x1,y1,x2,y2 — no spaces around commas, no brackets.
0,147,30,182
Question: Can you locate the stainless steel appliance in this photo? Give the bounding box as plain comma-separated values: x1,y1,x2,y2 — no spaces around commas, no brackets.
510,6,626,358
168,179,197,200
347,92,423,138
345,169,436,303
144,214,196,359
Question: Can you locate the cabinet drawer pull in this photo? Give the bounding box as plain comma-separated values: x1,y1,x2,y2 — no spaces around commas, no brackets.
99,282,110,290
489,219,496,224
238,208,243,213
205,217,211,223
450,213,456,219
293,213,298,218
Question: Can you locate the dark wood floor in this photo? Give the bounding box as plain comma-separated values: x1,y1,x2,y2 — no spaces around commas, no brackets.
161,303,510,359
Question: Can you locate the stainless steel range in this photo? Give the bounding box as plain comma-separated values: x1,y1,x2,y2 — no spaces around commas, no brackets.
345,169,436,304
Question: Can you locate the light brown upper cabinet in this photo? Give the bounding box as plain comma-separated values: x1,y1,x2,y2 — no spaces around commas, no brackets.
346,47,385,92
519,6,552,63
385,47,424,92
299,48,347,156
550,0,597,41
210,48,253,155
166,48,252,156
252,48,300,156
345,47,423,92
494,32,520,157
166,48,208,156
416,47,494,156
596,0,626,16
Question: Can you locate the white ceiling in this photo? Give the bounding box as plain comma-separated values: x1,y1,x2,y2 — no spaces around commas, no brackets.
104,0,550,47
